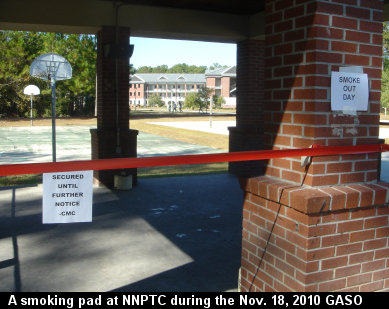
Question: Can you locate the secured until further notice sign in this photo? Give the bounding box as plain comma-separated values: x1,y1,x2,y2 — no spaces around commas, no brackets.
331,71,369,113
43,170,93,224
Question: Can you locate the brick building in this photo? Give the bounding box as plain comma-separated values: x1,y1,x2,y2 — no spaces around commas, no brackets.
206,66,237,107
129,73,206,107
129,66,236,108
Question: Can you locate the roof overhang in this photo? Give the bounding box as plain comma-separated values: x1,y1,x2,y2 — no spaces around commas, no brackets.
0,0,265,43
1,0,388,43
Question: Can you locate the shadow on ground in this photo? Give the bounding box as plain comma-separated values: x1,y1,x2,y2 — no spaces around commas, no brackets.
0,174,243,292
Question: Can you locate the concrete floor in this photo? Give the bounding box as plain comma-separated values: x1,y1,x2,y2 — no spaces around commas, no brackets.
0,174,243,292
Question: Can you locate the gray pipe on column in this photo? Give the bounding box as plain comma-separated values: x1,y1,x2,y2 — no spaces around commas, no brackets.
114,1,123,154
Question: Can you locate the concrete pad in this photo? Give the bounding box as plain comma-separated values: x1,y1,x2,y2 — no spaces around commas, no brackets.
0,126,92,163
149,121,236,135
0,126,223,164
381,153,389,183
0,174,243,292
379,127,389,139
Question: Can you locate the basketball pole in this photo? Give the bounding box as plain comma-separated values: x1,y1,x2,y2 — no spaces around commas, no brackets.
51,76,56,163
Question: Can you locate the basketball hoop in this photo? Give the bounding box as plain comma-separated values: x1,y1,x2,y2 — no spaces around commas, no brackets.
23,85,40,126
31,53,72,162
30,53,72,81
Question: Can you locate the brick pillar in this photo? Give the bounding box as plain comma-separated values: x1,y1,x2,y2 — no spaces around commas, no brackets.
221,76,231,97
240,0,389,292
91,26,138,188
229,40,265,177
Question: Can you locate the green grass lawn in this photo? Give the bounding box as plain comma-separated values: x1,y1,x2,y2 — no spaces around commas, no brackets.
139,162,228,178
0,163,229,186
0,174,42,187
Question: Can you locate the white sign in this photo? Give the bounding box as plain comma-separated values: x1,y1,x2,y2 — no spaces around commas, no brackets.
331,71,369,113
43,171,93,224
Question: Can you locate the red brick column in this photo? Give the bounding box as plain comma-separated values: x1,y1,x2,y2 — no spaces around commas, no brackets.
240,177,389,292
263,0,382,185
239,0,389,292
221,76,231,98
229,40,265,177
91,26,138,188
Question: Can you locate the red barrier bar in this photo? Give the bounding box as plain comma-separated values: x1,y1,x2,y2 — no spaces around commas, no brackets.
0,144,388,176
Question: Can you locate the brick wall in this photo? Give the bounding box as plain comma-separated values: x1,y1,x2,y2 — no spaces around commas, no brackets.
264,0,383,186
229,40,265,177
96,26,130,131
92,26,138,187
129,83,145,100
206,77,216,88
239,0,388,292
240,177,389,292
236,40,265,129
91,128,138,188
221,76,231,98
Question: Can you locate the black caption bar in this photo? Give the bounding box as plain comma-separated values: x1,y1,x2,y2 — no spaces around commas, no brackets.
0,292,380,309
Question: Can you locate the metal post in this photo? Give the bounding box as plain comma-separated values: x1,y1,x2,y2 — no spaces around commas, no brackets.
210,95,213,128
51,77,56,162
30,95,33,126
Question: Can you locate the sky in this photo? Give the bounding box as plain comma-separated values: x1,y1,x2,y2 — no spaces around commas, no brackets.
130,37,237,69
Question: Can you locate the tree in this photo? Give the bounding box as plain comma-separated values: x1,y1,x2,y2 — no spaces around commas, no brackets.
0,31,96,117
197,86,213,112
168,63,206,73
153,65,168,73
382,69,389,117
0,31,47,117
382,22,389,117
383,22,389,59
134,63,207,74
208,62,227,71
148,93,165,107
184,92,202,110
39,33,97,116
136,66,153,73
212,95,225,109
183,87,213,113
130,63,136,75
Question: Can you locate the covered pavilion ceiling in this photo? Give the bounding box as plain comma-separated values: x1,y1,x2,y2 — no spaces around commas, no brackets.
0,0,265,42
99,0,265,15
0,1,388,43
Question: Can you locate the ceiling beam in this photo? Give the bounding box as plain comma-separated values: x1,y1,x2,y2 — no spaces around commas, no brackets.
0,0,265,43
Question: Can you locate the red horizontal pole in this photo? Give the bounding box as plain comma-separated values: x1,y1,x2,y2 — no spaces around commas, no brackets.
0,144,388,176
